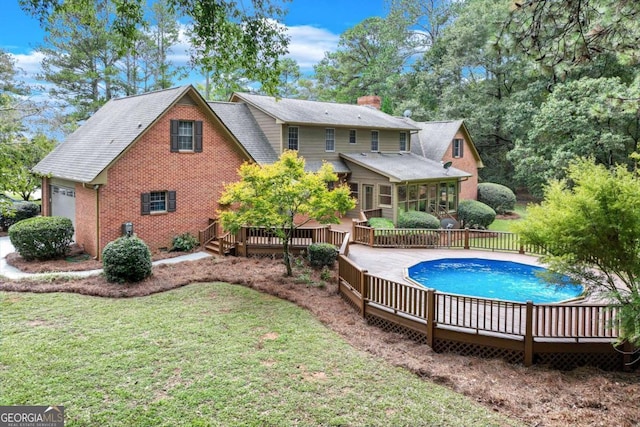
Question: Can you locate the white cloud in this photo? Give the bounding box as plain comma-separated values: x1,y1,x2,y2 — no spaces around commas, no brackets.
10,50,44,79
285,25,339,71
166,24,192,66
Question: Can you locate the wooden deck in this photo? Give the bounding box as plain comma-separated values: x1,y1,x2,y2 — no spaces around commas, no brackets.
339,244,630,370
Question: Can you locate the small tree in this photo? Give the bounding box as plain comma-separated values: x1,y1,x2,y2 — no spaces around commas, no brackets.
219,151,355,276
514,158,640,347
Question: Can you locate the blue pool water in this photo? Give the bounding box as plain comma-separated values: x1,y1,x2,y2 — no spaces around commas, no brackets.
407,258,583,303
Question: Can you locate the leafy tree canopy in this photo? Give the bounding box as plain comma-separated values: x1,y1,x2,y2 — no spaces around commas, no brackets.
510,0,640,73
514,158,640,346
19,0,290,96
508,77,640,197
218,151,355,276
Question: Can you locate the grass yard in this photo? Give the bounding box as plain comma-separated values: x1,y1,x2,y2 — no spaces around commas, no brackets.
0,283,516,427
488,203,529,232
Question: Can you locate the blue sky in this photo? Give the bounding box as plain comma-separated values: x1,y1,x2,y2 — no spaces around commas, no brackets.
0,0,387,87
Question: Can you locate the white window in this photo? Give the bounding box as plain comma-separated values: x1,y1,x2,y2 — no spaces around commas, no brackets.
371,131,379,152
288,127,299,150
349,129,357,144
178,121,193,150
349,182,358,202
150,191,167,212
325,128,335,152
399,132,407,151
453,138,464,158
379,184,392,206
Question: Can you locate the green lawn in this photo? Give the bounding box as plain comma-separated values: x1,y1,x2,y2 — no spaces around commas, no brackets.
0,284,516,426
488,203,529,232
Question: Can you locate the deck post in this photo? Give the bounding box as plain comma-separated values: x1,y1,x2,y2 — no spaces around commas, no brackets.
361,269,368,318
369,227,374,247
464,228,470,250
426,290,435,347
524,301,534,366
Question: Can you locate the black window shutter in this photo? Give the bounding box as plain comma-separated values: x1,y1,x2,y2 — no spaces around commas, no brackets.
141,193,150,215
194,120,203,152
167,191,176,212
170,120,179,152
460,140,464,157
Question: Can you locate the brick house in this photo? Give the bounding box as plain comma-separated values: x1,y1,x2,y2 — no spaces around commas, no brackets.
33,86,253,258
408,119,483,201
34,87,483,256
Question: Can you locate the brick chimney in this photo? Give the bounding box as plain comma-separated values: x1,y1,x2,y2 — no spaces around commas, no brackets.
357,95,381,110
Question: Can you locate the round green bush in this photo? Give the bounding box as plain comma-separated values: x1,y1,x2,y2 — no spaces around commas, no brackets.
458,200,496,229
307,242,338,268
397,211,440,229
171,232,199,252
9,216,73,261
477,183,516,214
102,236,152,283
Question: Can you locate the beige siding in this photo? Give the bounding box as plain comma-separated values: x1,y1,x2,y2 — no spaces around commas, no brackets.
246,104,282,154
290,126,409,164
345,161,395,220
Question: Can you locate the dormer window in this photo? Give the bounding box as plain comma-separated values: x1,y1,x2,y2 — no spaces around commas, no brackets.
453,138,464,158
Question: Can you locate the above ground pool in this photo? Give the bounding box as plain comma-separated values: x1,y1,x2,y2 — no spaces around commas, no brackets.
407,258,583,303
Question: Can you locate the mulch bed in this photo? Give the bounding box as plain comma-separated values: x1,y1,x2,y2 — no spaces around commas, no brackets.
1,253,639,426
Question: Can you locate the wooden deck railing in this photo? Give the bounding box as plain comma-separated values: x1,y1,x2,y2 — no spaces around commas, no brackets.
334,232,626,369
337,256,622,367
351,224,548,256
198,219,218,246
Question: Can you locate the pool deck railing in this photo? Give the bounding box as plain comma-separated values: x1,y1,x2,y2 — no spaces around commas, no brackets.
338,232,635,371
351,221,547,255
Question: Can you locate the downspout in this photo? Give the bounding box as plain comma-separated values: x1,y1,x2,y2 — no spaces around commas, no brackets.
95,184,100,260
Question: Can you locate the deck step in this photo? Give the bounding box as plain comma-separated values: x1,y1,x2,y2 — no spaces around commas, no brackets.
204,240,233,256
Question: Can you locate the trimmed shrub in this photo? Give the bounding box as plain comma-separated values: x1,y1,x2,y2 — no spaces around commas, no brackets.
307,242,338,268
368,217,395,229
458,200,496,229
397,211,440,229
477,183,516,214
171,232,199,252
102,236,152,283
0,201,40,230
9,216,74,261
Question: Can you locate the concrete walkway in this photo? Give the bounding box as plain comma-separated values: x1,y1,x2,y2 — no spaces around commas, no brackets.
0,236,211,280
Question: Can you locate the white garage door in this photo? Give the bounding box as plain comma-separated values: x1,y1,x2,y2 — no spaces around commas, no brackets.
50,185,76,230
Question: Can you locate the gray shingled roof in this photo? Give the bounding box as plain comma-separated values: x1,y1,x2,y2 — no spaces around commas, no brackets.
233,92,420,131
340,152,470,182
33,86,193,183
304,159,350,174
208,101,278,165
408,119,465,161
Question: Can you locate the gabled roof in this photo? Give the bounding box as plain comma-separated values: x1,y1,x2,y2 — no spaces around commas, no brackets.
231,92,420,131
409,119,483,166
208,101,278,165
33,86,201,183
340,152,470,183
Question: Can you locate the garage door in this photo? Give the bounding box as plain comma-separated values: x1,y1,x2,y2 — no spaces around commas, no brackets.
50,185,76,230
